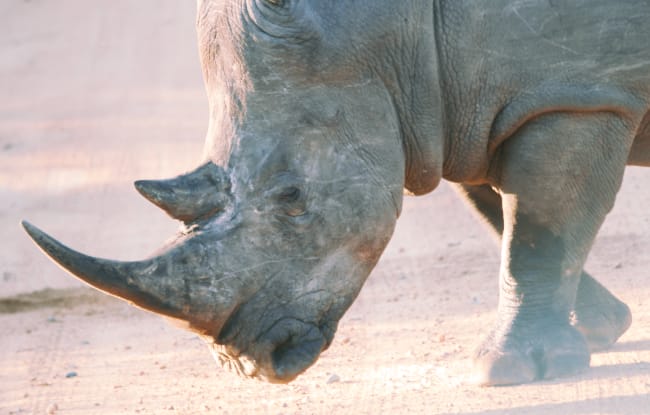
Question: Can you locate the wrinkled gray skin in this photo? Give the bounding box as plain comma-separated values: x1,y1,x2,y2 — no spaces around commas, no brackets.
23,0,650,385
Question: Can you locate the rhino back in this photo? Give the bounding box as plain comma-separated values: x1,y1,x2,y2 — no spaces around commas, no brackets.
437,0,650,180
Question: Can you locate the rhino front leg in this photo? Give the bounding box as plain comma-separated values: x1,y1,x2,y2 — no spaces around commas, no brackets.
473,112,636,386
453,183,631,351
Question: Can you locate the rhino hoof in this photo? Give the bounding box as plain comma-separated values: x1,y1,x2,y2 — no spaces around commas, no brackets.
573,297,633,352
473,323,590,386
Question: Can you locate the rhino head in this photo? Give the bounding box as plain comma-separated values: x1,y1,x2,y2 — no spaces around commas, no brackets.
23,0,444,383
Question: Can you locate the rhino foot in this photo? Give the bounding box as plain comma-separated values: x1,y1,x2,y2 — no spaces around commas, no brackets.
473,322,590,386
573,302,632,352
573,273,632,352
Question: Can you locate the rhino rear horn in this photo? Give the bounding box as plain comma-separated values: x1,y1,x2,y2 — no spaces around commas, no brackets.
134,162,231,223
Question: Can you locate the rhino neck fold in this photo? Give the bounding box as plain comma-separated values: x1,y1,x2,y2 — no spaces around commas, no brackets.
399,1,446,196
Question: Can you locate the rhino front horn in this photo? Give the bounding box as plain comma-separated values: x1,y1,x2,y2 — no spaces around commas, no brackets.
21,220,190,319
134,162,231,223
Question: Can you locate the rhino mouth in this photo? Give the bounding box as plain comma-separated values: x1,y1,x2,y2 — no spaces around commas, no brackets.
213,314,335,383
266,318,330,381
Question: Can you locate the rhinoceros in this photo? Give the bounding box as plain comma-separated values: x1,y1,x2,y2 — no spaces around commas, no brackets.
23,0,650,386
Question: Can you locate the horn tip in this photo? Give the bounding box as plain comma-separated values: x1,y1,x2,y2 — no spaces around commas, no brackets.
21,220,62,257
134,179,168,202
134,179,153,195
21,220,42,241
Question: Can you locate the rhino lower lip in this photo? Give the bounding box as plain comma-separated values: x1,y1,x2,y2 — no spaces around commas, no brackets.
268,320,328,382
217,314,332,382
272,336,326,381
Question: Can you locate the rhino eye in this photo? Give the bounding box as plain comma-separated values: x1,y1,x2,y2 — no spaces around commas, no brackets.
278,186,301,203
259,0,301,17
276,186,307,217
262,0,291,10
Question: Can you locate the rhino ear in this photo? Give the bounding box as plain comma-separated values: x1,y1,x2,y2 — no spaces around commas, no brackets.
134,162,231,223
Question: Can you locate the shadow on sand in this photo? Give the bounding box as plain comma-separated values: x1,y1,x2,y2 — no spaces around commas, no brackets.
439,394,650,415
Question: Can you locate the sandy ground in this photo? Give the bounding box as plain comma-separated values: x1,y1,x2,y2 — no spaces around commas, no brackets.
1,2,649,414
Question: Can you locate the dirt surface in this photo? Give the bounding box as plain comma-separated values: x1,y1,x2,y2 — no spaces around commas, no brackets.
1,2,649,414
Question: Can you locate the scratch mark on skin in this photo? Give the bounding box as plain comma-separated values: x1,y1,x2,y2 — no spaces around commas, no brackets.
480,48,517,59
508,5,581,56
541,38,580,56
511,6,538,35
229,256,320,276
537,13,556,34
304,176,367,185
602,61,650,75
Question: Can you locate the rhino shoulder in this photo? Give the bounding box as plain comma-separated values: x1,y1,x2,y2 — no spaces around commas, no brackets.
488,82,648,153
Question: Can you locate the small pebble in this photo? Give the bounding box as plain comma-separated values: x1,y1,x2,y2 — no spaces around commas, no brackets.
46,403,58,414
65,371,77,378
326,374,340,384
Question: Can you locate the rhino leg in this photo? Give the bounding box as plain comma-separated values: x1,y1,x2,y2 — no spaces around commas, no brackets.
453,183,632,352
471,113,636,385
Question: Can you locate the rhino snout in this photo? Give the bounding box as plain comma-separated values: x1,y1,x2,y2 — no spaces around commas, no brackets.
209,316,333,383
